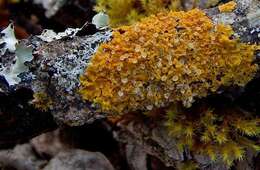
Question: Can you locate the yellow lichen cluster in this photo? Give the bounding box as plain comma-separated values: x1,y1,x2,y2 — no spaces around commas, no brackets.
80,9,258,114
165,104,260,167
32,93,53,112
218,1,237,13
95,0,181,27
95,0,220,27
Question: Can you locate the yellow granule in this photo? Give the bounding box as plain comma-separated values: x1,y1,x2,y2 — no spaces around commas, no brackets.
218,1,237,13
80,9,258,114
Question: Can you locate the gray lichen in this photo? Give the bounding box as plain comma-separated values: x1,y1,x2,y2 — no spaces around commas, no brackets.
33,30,112,93
0,22,112,125
37,27,83,43
31,29,112,125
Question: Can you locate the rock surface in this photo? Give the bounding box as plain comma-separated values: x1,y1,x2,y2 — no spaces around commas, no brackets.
31,129,70,157
43,149,115,170
0,144,47,170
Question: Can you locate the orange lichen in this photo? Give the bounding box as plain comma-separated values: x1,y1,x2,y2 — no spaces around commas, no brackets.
80,9,258,114
218,1,237,13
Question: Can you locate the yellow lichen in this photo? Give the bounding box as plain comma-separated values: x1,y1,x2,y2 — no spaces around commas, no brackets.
95,0,221,27
32,92,53,111
80,9,258,114
218,1,237,13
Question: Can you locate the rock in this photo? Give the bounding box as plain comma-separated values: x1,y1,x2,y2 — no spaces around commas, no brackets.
31,129,70,157
114,120,183,167
43,149,115,170
0,144,47,170
33,0,68,18
235,149,256,170
125,144,147,170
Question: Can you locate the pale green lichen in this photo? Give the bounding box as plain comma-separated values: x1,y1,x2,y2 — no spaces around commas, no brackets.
0,24,34,86
0,23,18,55
92,12,110,29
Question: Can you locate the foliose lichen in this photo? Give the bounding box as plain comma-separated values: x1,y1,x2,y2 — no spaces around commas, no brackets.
0,23,34,86
218,1,237,13
80,9,259,114
0,23,18,55
92,12,110,29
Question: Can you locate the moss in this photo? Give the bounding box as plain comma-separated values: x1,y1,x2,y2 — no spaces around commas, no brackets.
177,160,199,170
218,1,237,13
80,9,258,114
165,104,260,167
95,0,221,27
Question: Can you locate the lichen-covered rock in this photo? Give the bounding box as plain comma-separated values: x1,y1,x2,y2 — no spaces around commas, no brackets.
43,149,115,170
80,9,259,114
29,29,112,126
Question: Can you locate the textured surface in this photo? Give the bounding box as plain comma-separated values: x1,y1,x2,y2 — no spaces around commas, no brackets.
43,149,115,170
80,9,258,114
0,1,259,168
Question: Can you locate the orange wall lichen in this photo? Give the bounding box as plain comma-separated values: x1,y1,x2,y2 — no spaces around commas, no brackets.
80,9,258,114
218,1,237,13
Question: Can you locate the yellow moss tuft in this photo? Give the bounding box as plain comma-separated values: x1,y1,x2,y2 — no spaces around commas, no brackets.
165,104,260,167
80,9,258,114
218,1,237,13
